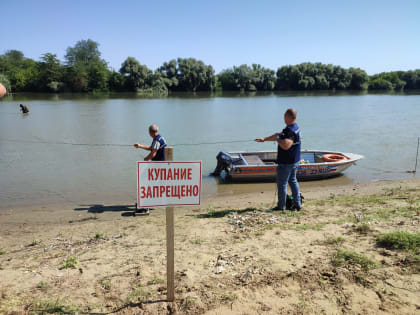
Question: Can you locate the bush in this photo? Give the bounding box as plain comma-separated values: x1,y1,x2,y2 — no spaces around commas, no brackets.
369,78,393,90
376,232,420,251
331,249,377,270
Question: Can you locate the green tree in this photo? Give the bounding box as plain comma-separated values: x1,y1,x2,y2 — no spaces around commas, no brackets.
157,58,215,92
276,65,294,90
149,71,169,95
369,72,407,91
64,65,88,92
0,50,39,91
251,64,276,90
158,59,179,88
65,39,102,66
176,58,215,92
108,71,126,91
120,57,152,91
349,68,369,90
217,68,238,90
38,53,63,92
276,63,355,91
64,39,109,92
401,70,420,89
369,78,393,90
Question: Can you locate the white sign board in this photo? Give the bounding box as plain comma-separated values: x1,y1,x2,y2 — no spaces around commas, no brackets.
137,161,202,208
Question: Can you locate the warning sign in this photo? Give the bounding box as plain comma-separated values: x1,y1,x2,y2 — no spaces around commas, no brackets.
137,161,202,208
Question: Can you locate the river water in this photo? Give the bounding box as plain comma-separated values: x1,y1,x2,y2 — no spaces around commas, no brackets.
0,92,419,208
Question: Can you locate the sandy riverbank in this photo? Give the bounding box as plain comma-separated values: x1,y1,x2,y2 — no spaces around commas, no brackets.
0,178,419,314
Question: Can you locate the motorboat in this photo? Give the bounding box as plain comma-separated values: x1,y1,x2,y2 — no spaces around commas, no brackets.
212,150,364,181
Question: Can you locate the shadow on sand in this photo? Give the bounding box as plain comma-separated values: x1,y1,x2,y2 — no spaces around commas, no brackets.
74,204,150,217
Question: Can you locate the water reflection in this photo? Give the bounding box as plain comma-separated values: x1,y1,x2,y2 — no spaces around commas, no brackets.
3,89,418,103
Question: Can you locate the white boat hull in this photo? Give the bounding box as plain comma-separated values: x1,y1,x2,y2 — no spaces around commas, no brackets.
214,150,363,181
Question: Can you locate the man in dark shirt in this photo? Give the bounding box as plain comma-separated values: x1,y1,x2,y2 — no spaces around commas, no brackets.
134,124,167,161
255,108,302,210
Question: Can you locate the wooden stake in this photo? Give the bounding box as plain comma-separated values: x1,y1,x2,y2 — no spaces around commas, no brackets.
165,146,173,162
414,137,419,173
165,146,175,302
166,206,175,302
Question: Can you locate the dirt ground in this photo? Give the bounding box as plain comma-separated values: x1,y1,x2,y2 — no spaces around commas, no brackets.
0,178,419,314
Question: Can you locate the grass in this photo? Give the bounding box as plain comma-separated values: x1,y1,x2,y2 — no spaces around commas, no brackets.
295,223,326,231
62,256,79,269
0,248,4,255
220,293,238,302
146,277,165,285
101,280,111,291
95,232,104,240
126,287,153,303
376,232,420,251
331,217,354,225
180,297,196,311
280,223,326,231
26,298,79,314
353,223,373,234
190,239,205,245
320,188,420,224
331,249,377,270
325,236,345,245
308,194,390,208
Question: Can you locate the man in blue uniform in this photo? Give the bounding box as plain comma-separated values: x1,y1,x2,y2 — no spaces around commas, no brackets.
134,124,167,161
255,108,302,210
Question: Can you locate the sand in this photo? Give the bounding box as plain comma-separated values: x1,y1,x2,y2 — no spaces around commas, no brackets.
0,178,419,314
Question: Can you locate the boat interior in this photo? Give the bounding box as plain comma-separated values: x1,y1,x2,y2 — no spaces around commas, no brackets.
229,151,331,166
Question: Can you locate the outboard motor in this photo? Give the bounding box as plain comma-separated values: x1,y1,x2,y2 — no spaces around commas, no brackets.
211,151,233,176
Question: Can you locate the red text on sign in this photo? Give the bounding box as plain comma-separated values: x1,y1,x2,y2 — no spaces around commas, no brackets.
140,185,200,199
148,168,192,181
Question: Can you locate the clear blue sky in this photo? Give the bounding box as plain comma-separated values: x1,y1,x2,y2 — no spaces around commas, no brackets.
1,0,419,74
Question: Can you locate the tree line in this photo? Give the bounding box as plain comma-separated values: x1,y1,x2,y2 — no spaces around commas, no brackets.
1,39,420,95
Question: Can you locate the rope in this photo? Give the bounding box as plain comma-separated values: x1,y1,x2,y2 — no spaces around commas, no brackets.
0,138,132,147
172,139,254,146
0,138,255,148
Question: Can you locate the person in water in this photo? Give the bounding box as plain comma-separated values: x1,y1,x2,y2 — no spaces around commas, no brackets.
19,104,29,113
255,108,302,211
134,124,167,161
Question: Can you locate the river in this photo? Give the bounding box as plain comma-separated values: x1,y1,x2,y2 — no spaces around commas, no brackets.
0,91,419,208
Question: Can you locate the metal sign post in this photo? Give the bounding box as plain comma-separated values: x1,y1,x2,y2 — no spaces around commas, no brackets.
137,148,201,302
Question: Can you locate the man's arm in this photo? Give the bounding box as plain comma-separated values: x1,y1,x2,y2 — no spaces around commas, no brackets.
255,133,279,142
276,128,295,150
134,143,152,151
144,149,157,161
277,138,293,150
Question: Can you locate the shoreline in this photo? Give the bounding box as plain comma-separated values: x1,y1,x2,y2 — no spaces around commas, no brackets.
0,177,418,225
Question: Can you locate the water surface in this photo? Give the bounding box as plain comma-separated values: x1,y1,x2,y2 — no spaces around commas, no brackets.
1,92,419,208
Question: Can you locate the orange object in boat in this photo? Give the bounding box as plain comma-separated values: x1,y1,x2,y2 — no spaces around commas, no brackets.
322,154,349,162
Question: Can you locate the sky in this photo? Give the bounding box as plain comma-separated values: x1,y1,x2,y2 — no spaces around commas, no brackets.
1,0,419,75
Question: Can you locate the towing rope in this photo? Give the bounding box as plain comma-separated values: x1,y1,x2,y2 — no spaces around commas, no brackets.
0,138,255,147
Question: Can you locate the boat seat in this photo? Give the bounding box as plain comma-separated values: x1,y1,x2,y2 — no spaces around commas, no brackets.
243,155,265,165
